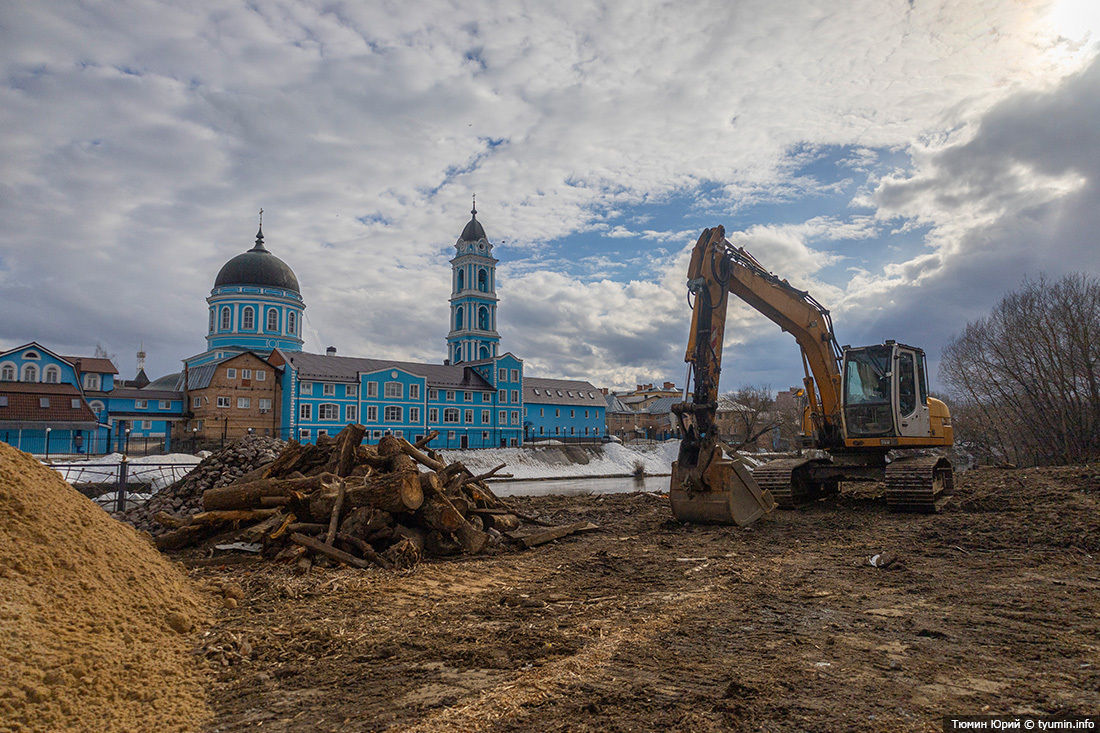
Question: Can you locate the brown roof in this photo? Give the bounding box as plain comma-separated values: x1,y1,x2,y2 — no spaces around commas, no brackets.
0,383,98,424
63,357,119,374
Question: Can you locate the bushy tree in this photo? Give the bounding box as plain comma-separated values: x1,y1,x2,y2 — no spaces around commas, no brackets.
940,273,1100,466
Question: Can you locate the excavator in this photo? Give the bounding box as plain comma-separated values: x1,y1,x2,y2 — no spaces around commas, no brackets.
670,226,955,525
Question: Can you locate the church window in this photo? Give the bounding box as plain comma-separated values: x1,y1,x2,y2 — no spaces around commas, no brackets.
242,307,255,330
288,311,297,335
384,382,402,399
266,309,278,331
384,406,402,422
44,366,60,383
479,345,489,359
209,310,215,333
299,403,312,421
455,306,463,330
478,269,488,292
457,270,465,292
478,306,489,330
220,307,231,330
1,365,13,381
23,365,38,382
443,408,459,423
217,396,230,408
319,403,339,420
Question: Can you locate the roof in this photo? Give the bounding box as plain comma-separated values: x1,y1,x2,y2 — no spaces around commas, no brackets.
184,352,278,390
605,395,631,413
0,383,98,425
459,205,487,243
61,357,119,374
145,372,185,391
644,396,680,415
525,377,603,406
284,351,494,392
214,227,300,292
108,387,183,401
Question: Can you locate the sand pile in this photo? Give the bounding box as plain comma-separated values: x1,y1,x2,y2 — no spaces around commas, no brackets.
0,441,210,733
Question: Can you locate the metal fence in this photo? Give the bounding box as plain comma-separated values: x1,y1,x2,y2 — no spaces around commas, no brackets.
51,461,196,513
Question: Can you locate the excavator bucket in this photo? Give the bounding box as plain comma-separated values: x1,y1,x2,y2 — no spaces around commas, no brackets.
669,446,776,526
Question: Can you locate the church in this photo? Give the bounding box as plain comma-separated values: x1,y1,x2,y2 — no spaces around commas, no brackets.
0,204,606,454
173,204,604,449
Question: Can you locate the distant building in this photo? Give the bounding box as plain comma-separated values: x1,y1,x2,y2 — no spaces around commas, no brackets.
523,377,606,441
604,387,682,442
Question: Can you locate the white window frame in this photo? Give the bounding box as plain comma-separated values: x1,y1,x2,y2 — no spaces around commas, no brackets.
384,405,402,422
266,309,278,331
242,369,252,379
498,368,507,381
159,400,170,410
367,382,378,398
319,403,339,420
217,396,230,408
192,396,201,408
347,384,358,398
428,388,439,401
409,407,420,423
345,405,358,422
511,411,519,425
141,420,153,430
221,306,231,330
323,383,336,396
256,370,266,381
428,407,439,423
465,409,474,423
227,368,237,379
511,390,519,404
446,390,456,401
443,408,460,423
288,311,297,335
44,366,60,383
464,391,472,402
259,398,272,411
384,382,403,399
499,410,506,423
511,369,519,382
299,403,312,421
366,405,378,421
83,373,101,390
299,429,310,441
481,409,490,424
242,306,255,330
409,384,419,399
499,389,506,402
135,399,148,410
238,397,251,409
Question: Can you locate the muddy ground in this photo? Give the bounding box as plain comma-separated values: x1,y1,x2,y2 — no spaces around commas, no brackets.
187,466,1100,732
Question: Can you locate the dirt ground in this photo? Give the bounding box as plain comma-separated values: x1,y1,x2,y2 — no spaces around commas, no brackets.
187,466,1100,732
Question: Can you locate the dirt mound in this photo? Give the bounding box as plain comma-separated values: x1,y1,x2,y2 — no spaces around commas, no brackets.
0,442,210,733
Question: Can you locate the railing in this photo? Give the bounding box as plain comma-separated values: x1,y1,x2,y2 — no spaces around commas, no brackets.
50,460,197,513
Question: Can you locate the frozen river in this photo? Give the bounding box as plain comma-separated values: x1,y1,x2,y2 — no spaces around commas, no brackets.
491,474,670,497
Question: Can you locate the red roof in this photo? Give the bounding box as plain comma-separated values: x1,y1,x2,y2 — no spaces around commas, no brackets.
62,357,119,374
0,383,98,424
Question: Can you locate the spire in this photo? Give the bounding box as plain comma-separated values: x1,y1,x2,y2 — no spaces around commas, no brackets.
252,208,267,251
471,194,477,219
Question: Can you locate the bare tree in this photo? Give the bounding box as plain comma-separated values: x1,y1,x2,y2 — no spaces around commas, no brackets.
717,385,785,451
941,273,1100,466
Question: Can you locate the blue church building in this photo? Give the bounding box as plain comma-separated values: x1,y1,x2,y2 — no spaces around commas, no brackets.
1,205,605,456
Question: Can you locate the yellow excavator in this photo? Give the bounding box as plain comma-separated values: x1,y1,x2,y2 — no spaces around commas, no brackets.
670,226,955,525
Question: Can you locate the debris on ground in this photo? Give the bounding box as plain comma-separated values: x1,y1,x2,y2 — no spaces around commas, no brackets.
147,425,595,569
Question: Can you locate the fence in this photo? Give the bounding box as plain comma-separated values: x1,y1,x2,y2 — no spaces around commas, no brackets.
51,460,197,513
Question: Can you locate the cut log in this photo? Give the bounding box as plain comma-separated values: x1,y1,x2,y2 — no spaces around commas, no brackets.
419,471,443,496
154,511,186,529
392,524,427,554
454,521,489,554
339,506,393,541
388,453,418,474
240,511,290,544
477,512,521,532
285,522,328,535
383,537,422,568
346,471,424,513
324,477,348,546
203,473,341,511
234,461,275,486
155,524,210,551
507,521,599,549
321,423,367,477
376,434,403,458
413,430,439,449
263,442,308,478
424,530,462,557
290,532,372,569
259,496,292,507
188,509,279,526
416,494,464,534
398,438,446,472
334,532,394,569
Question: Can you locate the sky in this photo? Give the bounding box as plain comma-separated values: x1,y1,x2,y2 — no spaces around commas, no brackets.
2,0,1099,396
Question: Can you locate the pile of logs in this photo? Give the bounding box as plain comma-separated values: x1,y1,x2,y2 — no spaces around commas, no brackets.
152,424,588,570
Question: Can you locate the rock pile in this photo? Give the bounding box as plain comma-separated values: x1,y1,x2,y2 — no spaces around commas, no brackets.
122,434,285,535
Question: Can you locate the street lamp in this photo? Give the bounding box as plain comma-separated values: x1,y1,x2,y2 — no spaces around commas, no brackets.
124,427,131,456
44,427,52,460
191,426,198,454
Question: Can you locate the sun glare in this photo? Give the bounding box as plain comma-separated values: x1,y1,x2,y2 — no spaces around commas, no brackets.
1046,0,1100,44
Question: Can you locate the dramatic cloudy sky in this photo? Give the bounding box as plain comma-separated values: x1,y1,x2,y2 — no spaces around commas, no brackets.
2,0,1098,395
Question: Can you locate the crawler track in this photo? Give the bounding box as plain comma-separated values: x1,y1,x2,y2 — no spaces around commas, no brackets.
884,455,954,513
754,457,837,508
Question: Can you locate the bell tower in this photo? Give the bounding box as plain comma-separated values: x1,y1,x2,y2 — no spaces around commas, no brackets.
447,199,500,363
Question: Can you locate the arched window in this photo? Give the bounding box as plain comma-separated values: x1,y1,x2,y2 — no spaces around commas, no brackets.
479,345,489,359
0,364,13,381
266,309,278,331
478,306,489,330
241,306,255,330
455,306,463,330
44,366,60,383
220,307,231,331
288,311,297,335
23,364,38,382
88,400,105,416
457,270,465,292
478,269,488,292
209,309,215,333
24,351,40,360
